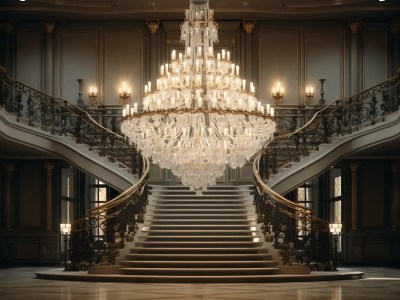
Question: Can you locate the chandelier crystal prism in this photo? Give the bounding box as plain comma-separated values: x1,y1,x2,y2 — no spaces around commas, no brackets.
121,0,276,189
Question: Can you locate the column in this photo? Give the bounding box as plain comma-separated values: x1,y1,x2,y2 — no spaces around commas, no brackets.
390,22,400,76
349,161,359,229
41,20,55,95
3,163,15,230
391,162,399,230
146,20,160,87
348,21,363,95
242,20,256,84
0,22,14,76
44,162,54,229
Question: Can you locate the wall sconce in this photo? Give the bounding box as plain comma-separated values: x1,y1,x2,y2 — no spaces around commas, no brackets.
60,223,71,270
272,82,284,106
88,86,98,107
119,82,131,104
305,86,314,106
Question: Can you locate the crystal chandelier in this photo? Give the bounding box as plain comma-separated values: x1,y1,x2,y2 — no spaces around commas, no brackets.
121,0,276,189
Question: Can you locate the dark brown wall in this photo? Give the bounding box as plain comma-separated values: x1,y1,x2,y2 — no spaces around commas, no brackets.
0,160,62,266
343,160,400,266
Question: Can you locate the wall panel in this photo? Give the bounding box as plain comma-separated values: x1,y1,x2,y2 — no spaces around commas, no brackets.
361,165,385,228
364,31,387,89
104,30,143,105
60,30,98,105
305,30,343,104
259,29,300,106
17,165,42,228
16,31,41,89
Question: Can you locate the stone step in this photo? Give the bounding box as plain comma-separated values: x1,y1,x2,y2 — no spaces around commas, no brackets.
130,247,268,254
119,267,279,276
146,219,256,225
142,225,257,230
150,199,251,204
138,235,261,241
140,230,258,236
148,202,252,210
120,260,277,268
134,241,263,248
150,209,254,214
146,214,254,219
124,253,273,261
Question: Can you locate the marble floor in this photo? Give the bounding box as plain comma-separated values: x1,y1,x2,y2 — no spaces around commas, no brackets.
0,266,399,300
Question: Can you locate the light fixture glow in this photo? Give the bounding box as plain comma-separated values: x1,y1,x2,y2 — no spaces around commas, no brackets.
121,0,276,189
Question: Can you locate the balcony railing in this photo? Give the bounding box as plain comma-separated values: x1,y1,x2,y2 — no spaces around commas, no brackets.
0,66,150,269
254,71,400,269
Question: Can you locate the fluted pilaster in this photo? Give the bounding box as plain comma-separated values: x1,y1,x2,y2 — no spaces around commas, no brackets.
44,162,54,229
41,20,55,95
391,21,400,76
349,161,359,229
3,163,15,230
391,162,399,230
242,20,256,91
348,21,363,95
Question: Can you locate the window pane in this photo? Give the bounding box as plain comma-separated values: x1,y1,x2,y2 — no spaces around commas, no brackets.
334,176,341,197
298,188,305,202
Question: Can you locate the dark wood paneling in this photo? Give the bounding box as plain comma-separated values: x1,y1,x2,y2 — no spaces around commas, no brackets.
361,165,385,228
17,165,42,227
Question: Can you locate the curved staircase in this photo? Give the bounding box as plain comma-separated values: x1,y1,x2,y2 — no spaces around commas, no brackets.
92,185,294,282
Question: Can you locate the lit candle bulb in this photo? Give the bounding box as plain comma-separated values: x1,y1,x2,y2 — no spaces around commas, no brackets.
222,49,226,60
171,49,176,60
160,65,164,76
236,65,240,76
133,102,138,113
227,51,230,61
270,107,275,117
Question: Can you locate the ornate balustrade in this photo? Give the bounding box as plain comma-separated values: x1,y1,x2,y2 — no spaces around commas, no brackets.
254,71,400,270
0,66,150,269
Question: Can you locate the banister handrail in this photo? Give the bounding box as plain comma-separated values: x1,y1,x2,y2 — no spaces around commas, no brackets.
0,66,151,268
253,71,400,268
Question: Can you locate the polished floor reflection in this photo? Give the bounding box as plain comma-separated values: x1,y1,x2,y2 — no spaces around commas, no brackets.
0,266,399,299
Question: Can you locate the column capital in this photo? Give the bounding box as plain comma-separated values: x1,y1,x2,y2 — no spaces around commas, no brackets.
348,21,363,34
44,162,55,173
3,163,15,173
391,21,400,35
242,20,257,34
146,20,160,34
349,161,359,173
41,20,56,34
1,22,14,34
391,162,400,173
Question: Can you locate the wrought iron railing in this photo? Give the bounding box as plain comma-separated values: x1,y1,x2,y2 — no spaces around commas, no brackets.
0,66,150,269
70,162,149,269
254,71,400,269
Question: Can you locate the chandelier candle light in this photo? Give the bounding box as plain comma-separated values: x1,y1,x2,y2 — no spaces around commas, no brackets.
121,0,276,189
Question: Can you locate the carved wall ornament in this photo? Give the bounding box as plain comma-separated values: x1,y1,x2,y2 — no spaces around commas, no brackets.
348,21,363,34
1,22,14,34
391,22,400,35
146,20,160,34
41,20,56,34
242,20,256,34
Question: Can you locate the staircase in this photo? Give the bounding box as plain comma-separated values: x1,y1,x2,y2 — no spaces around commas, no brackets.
116,185,283,282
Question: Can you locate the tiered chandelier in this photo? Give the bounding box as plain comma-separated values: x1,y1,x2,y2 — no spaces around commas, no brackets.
121,0,276,189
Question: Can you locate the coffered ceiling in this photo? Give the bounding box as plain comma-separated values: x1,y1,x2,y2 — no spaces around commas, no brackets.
0,0,399,22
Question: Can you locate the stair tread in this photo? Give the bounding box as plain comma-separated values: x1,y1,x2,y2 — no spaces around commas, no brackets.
121,261,275,264
120,267,279,271
125,253,270,257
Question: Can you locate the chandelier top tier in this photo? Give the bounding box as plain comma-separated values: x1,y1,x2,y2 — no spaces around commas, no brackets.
121,0,276,190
